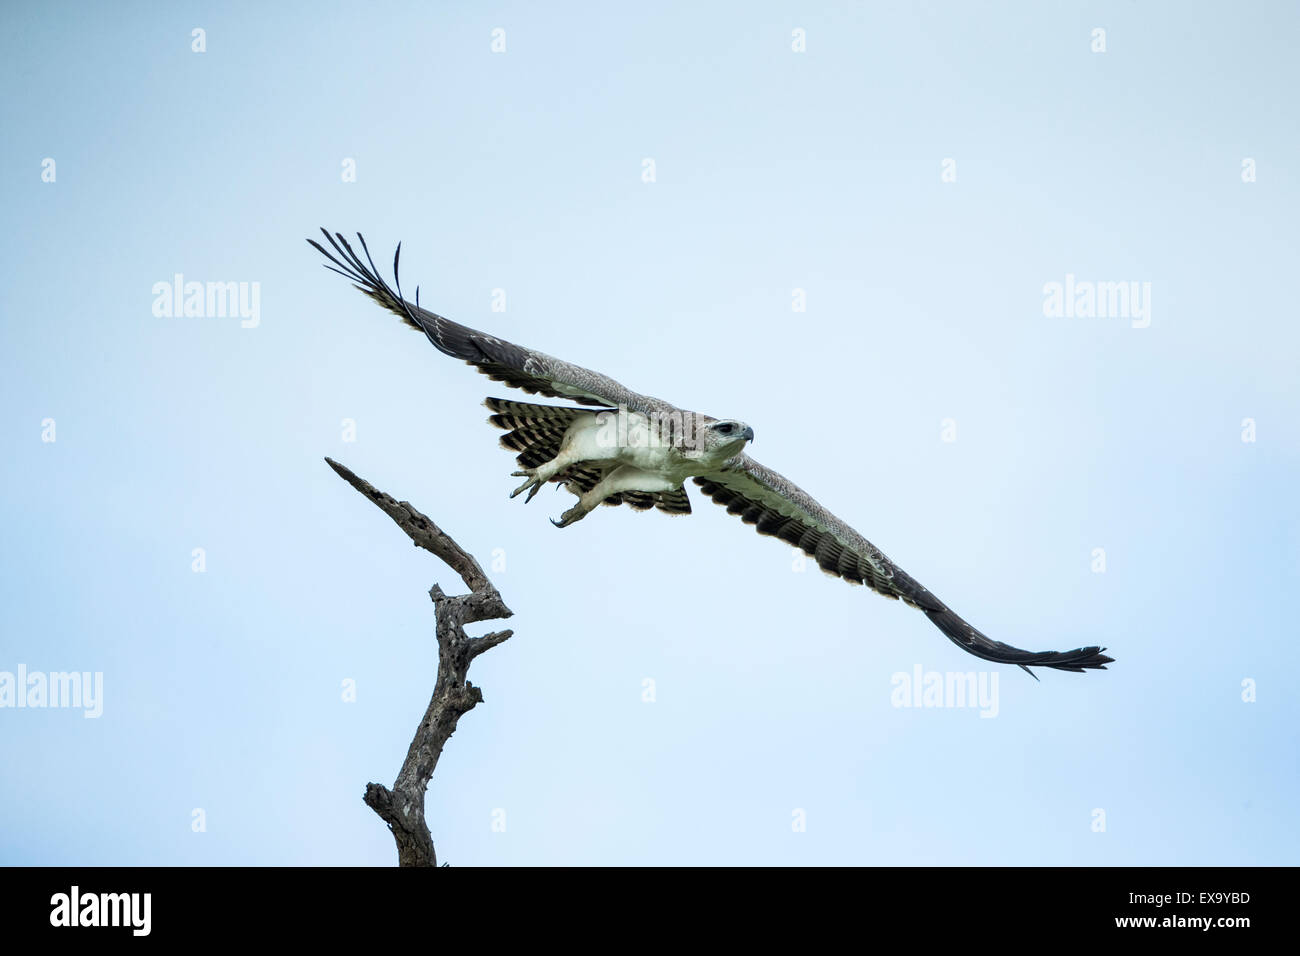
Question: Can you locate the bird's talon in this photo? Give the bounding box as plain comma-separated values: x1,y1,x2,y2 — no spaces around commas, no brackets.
510,470,540,499
550,506,587,528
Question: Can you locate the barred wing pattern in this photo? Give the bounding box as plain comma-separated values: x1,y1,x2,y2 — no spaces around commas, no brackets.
696,457,1113,675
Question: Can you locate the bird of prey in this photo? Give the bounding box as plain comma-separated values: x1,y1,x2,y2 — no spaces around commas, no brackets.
310,229,1113,676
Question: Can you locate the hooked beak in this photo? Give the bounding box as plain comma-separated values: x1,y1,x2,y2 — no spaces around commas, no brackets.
741,426,755,442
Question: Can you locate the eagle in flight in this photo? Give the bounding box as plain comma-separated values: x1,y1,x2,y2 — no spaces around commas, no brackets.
311,229,1113,677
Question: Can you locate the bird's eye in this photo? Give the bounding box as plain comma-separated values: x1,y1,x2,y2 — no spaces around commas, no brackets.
716,423,734,434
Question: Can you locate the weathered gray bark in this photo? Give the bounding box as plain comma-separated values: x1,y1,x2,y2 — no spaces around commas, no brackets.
325,457,514,867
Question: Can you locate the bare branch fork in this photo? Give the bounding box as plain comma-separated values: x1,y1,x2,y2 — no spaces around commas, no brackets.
325,457,514,867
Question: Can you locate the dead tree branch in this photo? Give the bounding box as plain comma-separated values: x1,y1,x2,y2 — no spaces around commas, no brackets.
325,457,514,867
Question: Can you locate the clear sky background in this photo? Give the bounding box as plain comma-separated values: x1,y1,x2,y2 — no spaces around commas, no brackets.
2,1,1296,865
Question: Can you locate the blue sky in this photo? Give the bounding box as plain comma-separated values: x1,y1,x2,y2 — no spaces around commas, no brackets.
1,1,1296,865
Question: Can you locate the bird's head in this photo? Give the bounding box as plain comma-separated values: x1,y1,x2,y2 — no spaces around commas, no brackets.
702,419,755,458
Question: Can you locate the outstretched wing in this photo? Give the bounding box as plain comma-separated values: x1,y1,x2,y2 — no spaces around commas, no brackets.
309,229,676,415
695,456,1113,675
